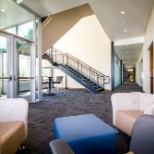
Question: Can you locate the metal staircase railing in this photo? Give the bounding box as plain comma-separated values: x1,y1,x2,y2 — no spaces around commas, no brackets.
46,47,110,89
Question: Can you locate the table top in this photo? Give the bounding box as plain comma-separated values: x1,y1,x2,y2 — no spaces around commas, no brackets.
54,114,115,141
48,76,53,78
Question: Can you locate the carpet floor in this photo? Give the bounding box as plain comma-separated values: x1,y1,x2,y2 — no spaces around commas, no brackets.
18,81,143,154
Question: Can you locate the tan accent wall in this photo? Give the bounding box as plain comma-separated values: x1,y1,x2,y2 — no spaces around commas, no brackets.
42,4,94,54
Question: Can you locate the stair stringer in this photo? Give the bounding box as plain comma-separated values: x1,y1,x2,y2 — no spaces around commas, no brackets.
58,64,103,93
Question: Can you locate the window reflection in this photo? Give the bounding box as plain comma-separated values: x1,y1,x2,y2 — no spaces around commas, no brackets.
18,22,33,40
5,27,16,35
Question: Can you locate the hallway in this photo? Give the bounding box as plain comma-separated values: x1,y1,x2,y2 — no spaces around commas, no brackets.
114,81,143,93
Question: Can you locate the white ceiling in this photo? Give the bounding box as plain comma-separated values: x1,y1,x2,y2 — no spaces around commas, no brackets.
115,43,143,65
0,0,33,29
1,0,154,68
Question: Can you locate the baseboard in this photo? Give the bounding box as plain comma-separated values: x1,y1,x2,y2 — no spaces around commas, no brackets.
66,87,111,92
56,87,111,92
66,87,87,90
104,89,111,92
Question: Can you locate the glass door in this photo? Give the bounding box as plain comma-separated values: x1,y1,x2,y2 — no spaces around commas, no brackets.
0,34,11,98
14,37,36,103
0,30,36,103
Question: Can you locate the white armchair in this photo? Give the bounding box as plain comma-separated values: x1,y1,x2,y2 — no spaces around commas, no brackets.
111,92,154,136
0,98,29,154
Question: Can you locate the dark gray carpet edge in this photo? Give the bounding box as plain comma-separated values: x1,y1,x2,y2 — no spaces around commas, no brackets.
18,81,143,154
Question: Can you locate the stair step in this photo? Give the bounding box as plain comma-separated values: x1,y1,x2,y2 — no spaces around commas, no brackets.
97,88,104,91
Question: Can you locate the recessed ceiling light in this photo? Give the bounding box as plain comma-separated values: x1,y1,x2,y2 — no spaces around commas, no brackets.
126,52,129,53
16,0,24,4
0,9,5,12
121,11,126,14
123,21,127,24
124,29,127,32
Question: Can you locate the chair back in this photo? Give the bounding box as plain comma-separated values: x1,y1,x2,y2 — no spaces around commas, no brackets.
129,114,154,154
56,76,63,83
0,98,29,139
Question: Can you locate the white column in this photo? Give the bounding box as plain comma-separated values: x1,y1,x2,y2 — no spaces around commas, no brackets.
37,17,42,101
30,15,36,103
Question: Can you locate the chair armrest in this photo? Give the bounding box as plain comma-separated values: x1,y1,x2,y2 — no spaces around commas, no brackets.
0,98,29,139
49,139,74,154
111,93,139,125
126,152,135,154
144,103,154,115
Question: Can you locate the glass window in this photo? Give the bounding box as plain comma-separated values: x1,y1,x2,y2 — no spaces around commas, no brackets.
42,68,50,77
2,53,7,77
0,36,6,52
5,27,16,35
19,54,30,77
18,22,33,40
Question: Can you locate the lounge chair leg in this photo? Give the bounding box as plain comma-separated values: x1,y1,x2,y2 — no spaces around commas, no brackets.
115,127,119,134
19,144,25,150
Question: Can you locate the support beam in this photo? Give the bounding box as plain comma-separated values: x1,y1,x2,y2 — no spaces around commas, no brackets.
111,41,115,91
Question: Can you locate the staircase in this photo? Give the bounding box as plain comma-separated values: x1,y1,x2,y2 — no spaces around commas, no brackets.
42,48,110,93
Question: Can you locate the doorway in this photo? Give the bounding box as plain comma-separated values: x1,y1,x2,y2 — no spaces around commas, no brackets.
0,30,36,103
149,42,153,94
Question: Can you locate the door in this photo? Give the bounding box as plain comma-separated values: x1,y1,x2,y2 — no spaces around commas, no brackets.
0,34,12,98
0,30,36,102
14,37,36,103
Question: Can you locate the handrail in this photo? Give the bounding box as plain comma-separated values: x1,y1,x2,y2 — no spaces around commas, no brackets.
45,47,110,87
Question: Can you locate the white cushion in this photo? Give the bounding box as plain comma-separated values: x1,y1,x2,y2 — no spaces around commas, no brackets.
137,93,154,111
111,93,139,111
144,103,154,115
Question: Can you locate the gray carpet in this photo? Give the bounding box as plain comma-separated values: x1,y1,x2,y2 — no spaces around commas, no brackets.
19,81,143,154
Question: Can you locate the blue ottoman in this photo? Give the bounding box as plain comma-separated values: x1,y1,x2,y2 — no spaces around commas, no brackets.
54,114,116,154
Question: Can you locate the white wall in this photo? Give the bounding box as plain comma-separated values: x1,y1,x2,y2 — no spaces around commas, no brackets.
54,15,111,90
142,6,154,93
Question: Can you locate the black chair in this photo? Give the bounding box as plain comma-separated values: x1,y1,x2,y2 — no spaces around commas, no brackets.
127,114,154,154
49,139,74,154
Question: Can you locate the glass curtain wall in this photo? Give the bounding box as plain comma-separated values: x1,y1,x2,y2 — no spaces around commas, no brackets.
0,0,41,102
0,36,7,97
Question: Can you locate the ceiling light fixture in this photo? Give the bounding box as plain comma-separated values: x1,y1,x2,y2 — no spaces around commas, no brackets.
123,21,127,24
124,29,127,32
121,11,126,14
126,52,129,53
16,0,24,4
0,9,5,12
